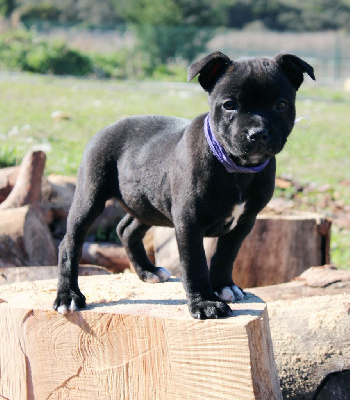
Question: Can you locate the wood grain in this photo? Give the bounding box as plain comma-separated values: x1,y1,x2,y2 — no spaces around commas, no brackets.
0,274,282,400
0,264,110,285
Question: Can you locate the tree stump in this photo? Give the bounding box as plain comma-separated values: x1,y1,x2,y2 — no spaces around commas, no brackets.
0,274,282,400
233,213,331,288
154,212,331,288
0,205,57,267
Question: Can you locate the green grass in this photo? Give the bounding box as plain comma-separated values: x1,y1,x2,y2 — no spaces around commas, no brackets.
0,73,349,269
0,74,207,174
277,93,350,193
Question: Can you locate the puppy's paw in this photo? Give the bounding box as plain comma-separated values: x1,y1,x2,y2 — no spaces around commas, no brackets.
189,299,233,319
143,267,171,283
53,289,86,315
215,285,245,302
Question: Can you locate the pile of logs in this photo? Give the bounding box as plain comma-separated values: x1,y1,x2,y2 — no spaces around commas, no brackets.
0,150,131,272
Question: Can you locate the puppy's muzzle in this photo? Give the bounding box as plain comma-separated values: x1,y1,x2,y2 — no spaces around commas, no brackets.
246,127,269,143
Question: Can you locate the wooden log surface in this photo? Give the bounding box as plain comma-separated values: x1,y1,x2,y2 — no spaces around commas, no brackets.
0,274,282,400
249,265,350,302
154,212,331,288
247,265,350,399
0,205,57,267
0,264,110,285
259,293,349,399
0,150,46,210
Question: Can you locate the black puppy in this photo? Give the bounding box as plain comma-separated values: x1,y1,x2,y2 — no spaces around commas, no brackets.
54,51,315,319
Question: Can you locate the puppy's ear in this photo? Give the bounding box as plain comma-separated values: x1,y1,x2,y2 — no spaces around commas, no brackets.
187,51,231,92
274,53,316,90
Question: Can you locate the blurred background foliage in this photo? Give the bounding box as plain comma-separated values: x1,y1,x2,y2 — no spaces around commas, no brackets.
0,0,349,79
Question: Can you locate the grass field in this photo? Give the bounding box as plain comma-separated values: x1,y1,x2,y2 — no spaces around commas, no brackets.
0,72,349,269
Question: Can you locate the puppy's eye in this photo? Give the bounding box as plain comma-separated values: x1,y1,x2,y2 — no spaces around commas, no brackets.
275,100,288,111
223,101,237,111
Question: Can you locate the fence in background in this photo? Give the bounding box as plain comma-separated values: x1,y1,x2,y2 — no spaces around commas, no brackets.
208,30,350,84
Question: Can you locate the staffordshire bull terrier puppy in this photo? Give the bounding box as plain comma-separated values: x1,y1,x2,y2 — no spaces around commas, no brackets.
54,51,315,319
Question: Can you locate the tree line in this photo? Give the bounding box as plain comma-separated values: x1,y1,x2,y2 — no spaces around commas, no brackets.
1,0,349,32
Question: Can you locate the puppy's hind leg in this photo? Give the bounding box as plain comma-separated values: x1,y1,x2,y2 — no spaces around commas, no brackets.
117,214,171,283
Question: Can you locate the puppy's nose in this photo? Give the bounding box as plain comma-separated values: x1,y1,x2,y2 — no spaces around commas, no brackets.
247,127,269,142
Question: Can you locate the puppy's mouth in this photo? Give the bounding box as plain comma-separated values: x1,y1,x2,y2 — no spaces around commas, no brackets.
229,151,272,168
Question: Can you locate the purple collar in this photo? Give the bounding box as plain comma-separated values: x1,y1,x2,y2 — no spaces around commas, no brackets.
203,114,269,174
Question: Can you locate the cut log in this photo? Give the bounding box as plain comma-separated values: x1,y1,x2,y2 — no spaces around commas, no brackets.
0,150,46,210
81,242,130,272
249,265,350,302
261,293,349,399
154,212,331,288
0,205,57,266
0,264,110,285
80,231,154,273
40,174,76,218
0,274,282,400
233,213,332,288
0,165,19,203
246,266,350,399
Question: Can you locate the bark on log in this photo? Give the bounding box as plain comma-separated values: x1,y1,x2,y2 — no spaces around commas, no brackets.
0,150,46,210
154,212,331,288
0,274,282,400
0,264,110,285
0,205,56,266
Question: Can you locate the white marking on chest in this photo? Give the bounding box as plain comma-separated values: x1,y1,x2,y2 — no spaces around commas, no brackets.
227,202,246,231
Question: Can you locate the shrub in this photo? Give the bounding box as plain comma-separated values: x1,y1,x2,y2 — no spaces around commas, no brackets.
0,28,187,80
0,30,92,75
0,143,20,168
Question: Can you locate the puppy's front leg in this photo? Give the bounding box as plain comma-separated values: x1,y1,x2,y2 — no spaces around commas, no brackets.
209,217,256,302
174,223,232,319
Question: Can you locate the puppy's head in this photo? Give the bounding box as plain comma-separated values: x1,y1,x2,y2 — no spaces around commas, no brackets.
188,52,315,167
